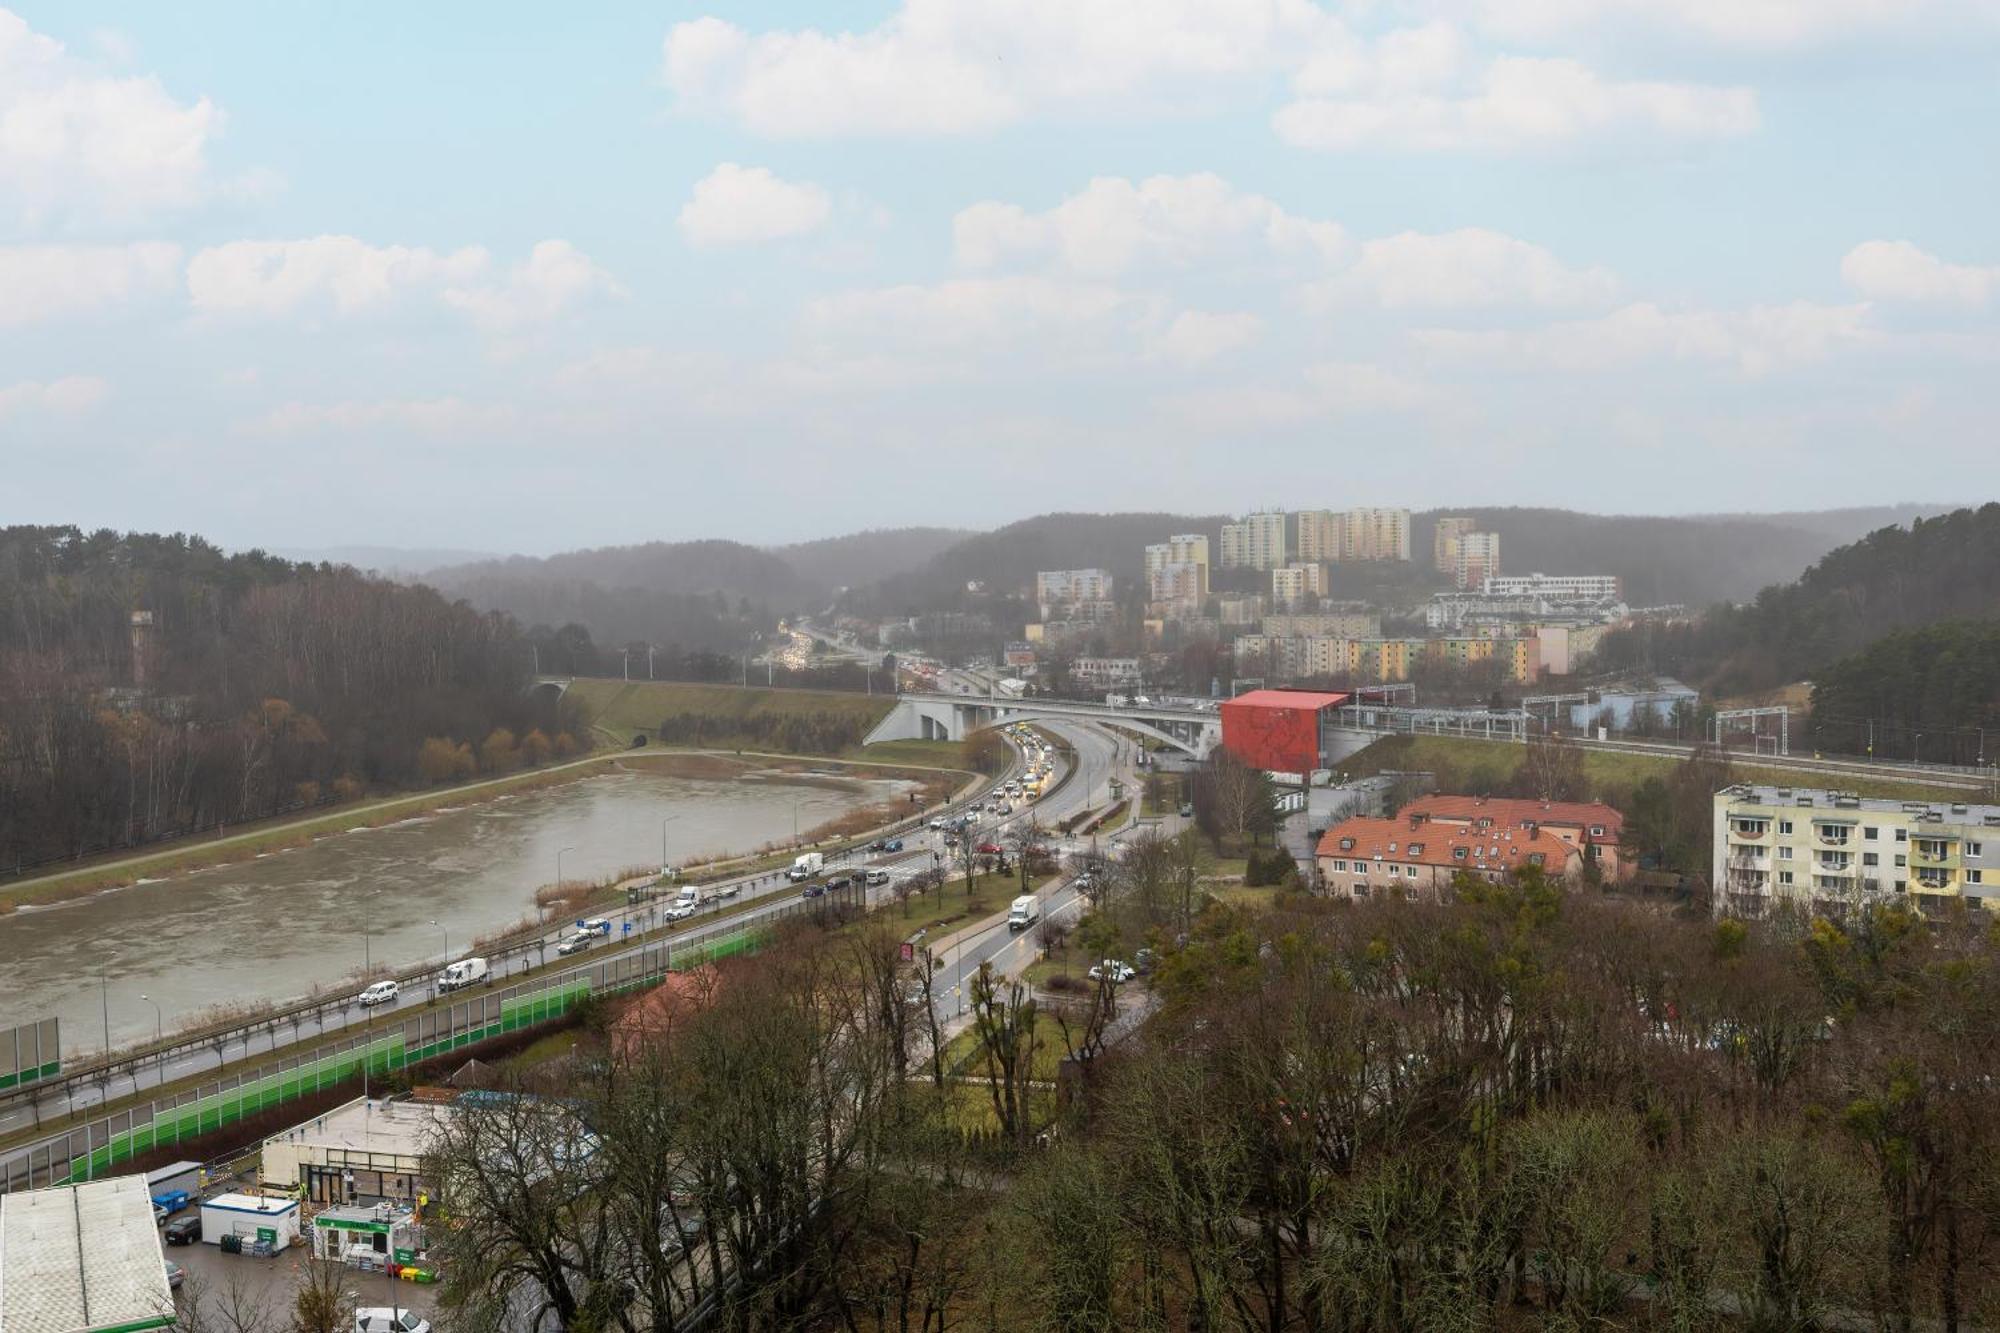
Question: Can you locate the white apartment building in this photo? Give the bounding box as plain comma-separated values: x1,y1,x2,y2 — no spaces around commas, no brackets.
1295,510,1345,564
1072,657,1143,685
1220,512,1289,570
1713,786,2000,919
1263,611,1382,639
1434,517,1477,574
1148,560,1206,604
1270,562,1328,608
1483,573,1622,600
1144,534,1211,594
1036,568,1114,607
1341,508,1411,562
1453,531,1501,590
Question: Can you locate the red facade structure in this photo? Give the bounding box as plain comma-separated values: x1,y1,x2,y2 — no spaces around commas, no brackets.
1219,688,1351,774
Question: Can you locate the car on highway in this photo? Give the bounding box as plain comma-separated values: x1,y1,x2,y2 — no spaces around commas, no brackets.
164,1216,201,1246
826,875,854,892
358,980,399,1007
865,869,891,886
868,837,905,853
663,903,696,922
578,917,613,937
801,883,827,899
355,1310,431,1333
1088,959,1137,984
928,817,948,830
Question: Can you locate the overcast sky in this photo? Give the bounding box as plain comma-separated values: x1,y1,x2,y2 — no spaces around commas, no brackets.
2,2,1996,555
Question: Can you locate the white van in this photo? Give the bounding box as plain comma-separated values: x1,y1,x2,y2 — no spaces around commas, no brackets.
436,957,489,993
578,917,613,937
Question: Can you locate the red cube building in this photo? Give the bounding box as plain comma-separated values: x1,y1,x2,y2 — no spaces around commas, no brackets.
1218,688,1351,775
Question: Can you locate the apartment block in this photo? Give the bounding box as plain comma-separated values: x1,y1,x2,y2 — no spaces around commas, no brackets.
1713,786,2000,919
1217,594,1265,626
1270,562,1328,608
1453,531,1501,590
1295,510,1346,564
1145,535,1211,596
1220,511,1289,570
1483,572,1622,600
1035,568,1114,608
1263,612,1381,639
1148,560,1207,605
1434,516,1477,574
1341,508,1412,562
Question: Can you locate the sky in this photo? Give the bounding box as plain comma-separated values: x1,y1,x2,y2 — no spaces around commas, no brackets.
1,1,1996,555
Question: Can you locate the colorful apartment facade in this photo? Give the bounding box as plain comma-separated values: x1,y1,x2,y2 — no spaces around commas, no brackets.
1712,786,2000,919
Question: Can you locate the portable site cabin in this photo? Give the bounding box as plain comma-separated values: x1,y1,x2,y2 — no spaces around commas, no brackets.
311,1201,427,1271
0,1175,175,1333
143,1160,204,1200
199,1192,300,1250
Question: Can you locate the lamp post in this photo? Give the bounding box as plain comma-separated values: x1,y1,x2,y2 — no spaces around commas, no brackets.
430,919,448,965
139,993,162,1043
1915,733,1925,767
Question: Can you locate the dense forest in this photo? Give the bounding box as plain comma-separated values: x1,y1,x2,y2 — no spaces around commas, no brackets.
1807,619,2000,765
1594,505,2000,760
0,526,575,873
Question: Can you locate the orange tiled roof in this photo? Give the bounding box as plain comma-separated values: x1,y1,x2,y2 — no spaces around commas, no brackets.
1315,816,1579,873
1399,794,1622,843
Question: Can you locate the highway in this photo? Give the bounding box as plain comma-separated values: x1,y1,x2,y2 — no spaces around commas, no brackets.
0,710,1138,1150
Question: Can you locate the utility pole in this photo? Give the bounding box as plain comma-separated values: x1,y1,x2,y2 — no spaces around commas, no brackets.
649,645,656,680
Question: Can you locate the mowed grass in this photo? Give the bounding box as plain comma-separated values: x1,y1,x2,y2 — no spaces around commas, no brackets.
1339,734,1978,805
566,678,894,748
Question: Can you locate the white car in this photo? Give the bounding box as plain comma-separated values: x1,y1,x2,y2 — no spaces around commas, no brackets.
865,869,891,886
356,1310,430,1333
663,904,697,922
1087,959,1137,984
358,980,399,1008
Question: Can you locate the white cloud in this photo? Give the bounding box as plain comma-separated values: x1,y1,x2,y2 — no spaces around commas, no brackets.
248,397,521,436
441,240,619,331
1275,43,1757,152
1335,227,1617,307
1148,310,1263,365
1415,300,1869,374
0,374,109,418
1841,240,1999,307
0,242,181,325
187,236,489,317
661,1,1331,138
1168,360,1431,429
0,8,221,226
679,163,832,246
954,173,1345,276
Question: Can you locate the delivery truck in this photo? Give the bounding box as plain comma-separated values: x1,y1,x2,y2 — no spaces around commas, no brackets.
788,852,824,882
1007,895,1040,932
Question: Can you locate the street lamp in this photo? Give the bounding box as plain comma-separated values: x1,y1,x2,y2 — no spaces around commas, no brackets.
660,816,680,871
430,919,449,964
139,994,162,1043
1915,733,1925,767
556,845,575,892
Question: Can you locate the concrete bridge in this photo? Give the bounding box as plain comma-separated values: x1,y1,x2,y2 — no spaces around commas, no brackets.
867,692,1223,757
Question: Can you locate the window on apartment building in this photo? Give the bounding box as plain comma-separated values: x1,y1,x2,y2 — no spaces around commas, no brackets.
1971,841,1984,857
1354,882,1370,897
1779,820,1794,835
1777,846,1793,860
1896,854,1907,867
1864,879,1881,891
1864,826,1878,840
1897,880,1907,891
1864,852,1879,866
1971,870,1986,885
1896,828,1907,841
1779,871,1794,885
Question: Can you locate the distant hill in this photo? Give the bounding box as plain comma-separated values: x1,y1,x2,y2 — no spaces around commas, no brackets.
772,526,974,593
273,544,500,575
859,511,1233,613
1596,504,2000,711
1410,504,1949,607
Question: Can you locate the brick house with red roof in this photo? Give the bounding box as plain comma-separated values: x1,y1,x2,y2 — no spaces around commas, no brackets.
1315,816,1583,901
1396,794,1627,882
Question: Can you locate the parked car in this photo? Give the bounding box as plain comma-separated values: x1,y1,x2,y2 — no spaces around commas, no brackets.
355,1310,431,1333
1088,959,1137,984
1178,803,1194,819
164,1216,201,1246
153,1203,167,1226
865,869,891,886
976,841,1003,855
165,1260,184,1290
358,980,399,1008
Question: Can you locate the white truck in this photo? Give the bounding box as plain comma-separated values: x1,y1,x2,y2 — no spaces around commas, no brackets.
1007,895,1040,932
666,885,706,921
788,852,824,882
437,957,489,993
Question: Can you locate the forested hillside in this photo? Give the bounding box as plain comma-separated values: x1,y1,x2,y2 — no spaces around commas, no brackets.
1808,620,2000,765
1410,503,1944,606
772,526,972,591
1595,505,2000,726
0,526,573,871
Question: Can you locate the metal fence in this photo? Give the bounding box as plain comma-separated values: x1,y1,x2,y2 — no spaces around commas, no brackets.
0,903,837,1194
0,1019,59,1094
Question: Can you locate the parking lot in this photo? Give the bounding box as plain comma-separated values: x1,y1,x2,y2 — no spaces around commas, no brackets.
170,1231,445,1329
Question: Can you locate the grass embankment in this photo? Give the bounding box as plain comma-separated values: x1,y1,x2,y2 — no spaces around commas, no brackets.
1340,734,1976,805
566,678,894,750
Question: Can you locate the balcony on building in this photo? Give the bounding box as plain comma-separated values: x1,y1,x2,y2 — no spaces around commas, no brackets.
1816,851,1853,872
1729,817,1771,841
1914,866,1955,891
1812,817,1857,847
1912,832,1960,865
1728,848,1771,872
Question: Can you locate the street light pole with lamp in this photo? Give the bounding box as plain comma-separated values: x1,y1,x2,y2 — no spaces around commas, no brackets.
139,993,162,1043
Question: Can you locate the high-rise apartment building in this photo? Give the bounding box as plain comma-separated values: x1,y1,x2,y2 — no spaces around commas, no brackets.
1712,786,2000,919
1341,508,1411,562
1035,568,1114,608
1434,516,1476,574
1295,510,1345,564
1219,512,1289,570
1148,561,1206,604
1144,534,1210,597
1453,531,1501,590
